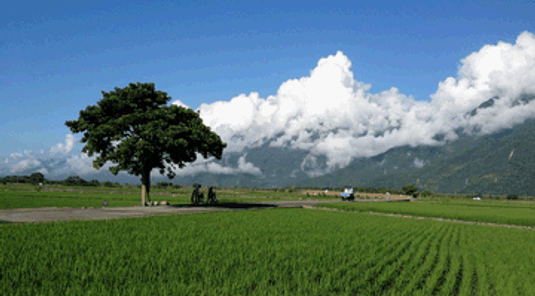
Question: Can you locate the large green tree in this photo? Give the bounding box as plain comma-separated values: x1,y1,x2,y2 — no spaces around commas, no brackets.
65,82,227,204
29,172,45,184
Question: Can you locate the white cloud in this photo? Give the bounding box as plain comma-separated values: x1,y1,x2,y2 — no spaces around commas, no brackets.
185,31,535,177
413,158,426,169
10,158,41,173
4,159,7,164
152,153,263,177
10,152,23,158
171,100,191,110
66,152,116,175
50,134,76,156
37,168,48,175
236,153,262,175
58,149,263,178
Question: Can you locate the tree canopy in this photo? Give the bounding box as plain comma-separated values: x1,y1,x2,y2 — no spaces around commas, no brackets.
65,82,227,204
402,184,418,196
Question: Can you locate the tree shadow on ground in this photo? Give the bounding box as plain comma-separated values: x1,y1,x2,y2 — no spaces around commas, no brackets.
167,202,278,209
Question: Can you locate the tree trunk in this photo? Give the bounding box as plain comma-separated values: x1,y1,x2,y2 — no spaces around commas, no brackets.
141,171,151,205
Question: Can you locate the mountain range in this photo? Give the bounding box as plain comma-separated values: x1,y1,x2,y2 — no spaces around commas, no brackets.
169,95,535,196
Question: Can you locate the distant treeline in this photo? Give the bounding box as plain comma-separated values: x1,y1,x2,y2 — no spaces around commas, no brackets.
1,173,435,196
0,173,182,189
219,185,425,196
273,187,408,194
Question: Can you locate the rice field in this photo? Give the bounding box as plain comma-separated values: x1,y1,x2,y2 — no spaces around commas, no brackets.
0,184,337,210
316,199,535,227
2,208,535,295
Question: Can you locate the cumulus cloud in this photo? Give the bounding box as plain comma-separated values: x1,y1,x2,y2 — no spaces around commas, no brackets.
10,152,23,158
157,153,263,177
65,153,117,175
236,153,262,175
171,100,191,110
10,158,41,173
50,134,76,156
58,150,263,178
176,31,535,177
413,158,426,169
37,168,48,175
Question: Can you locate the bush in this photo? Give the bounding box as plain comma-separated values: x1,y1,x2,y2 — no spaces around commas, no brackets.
103,181,119,188
402,184,418,196
506,194,518,200
420,190,432,197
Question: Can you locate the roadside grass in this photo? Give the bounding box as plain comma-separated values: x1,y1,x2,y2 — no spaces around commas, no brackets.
3,209,535,295
316,199,535,227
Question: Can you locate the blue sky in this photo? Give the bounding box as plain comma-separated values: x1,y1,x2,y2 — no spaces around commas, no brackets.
1,0,534,159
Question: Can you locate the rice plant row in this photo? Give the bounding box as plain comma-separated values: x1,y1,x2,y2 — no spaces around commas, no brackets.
2,209,535,295
316,200,535,227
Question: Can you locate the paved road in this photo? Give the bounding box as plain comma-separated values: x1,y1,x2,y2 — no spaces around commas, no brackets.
0,200,340,223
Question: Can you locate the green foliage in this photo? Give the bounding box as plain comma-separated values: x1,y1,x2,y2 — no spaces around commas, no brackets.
420,190,432,197
402,184,418,196
102,181,120,188
29,172,45,184
155,182,181,189
62,176,88,186
507,194,519,200
87,179,100,187
64,82,227,198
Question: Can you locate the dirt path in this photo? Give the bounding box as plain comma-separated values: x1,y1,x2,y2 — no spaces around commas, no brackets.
0,200,339,224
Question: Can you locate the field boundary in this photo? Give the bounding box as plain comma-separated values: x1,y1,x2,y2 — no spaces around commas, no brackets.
303,205,535,230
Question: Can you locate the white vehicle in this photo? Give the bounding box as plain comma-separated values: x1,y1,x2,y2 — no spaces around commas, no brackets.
341,187,355,201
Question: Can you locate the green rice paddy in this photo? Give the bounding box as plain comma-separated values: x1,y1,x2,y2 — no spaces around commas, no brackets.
315,198,535,227
2,209,535,295
0,184,337,210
